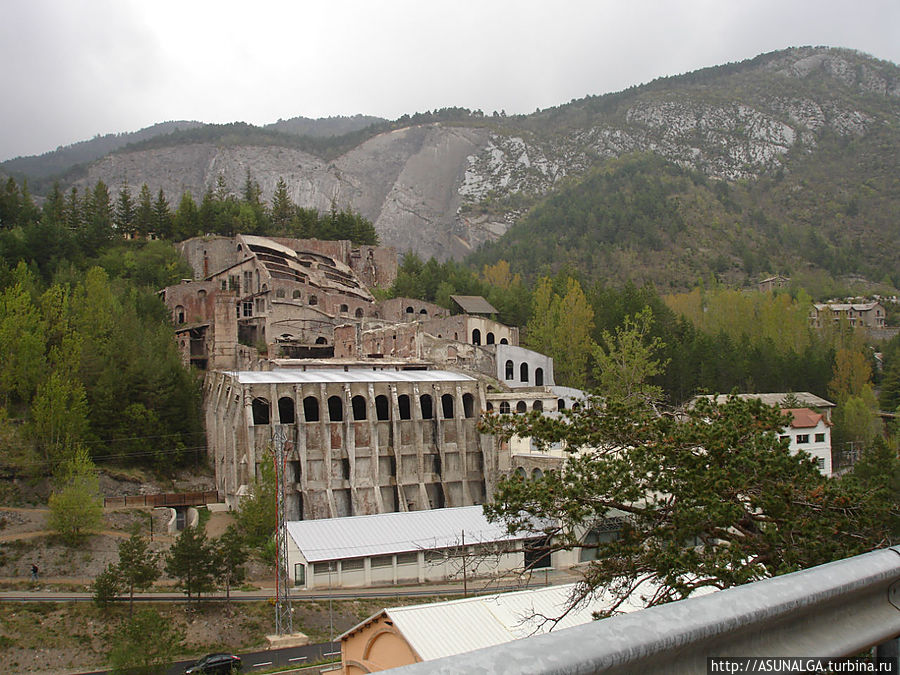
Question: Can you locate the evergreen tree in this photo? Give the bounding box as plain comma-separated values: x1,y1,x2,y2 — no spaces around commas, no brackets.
214,524,249,604
116,526,162,616
271,177,294,233
106,608,183,675
165,526,216,601
114,181,136,236
152,188,172,239
135,184,153,237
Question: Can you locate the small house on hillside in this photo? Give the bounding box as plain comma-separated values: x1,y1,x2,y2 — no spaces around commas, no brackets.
781,408,833,475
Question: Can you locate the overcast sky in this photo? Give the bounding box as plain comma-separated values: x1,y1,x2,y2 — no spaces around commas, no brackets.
1,0,898,162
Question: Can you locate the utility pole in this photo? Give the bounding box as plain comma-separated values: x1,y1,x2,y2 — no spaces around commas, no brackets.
273,426,293,635
462,530,467,597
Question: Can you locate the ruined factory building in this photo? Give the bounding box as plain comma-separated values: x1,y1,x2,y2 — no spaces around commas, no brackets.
284,505,532,589
206,367,497,522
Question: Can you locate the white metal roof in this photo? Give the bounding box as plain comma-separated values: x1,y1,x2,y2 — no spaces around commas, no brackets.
286,505,525,563
228,368,474,385
341,581,676,660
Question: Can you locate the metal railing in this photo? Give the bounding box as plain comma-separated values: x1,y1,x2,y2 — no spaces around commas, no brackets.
387,546,900,674
103,490,220,508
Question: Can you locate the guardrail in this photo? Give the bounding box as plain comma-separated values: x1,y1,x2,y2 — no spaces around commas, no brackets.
103,490,220,508
387,546,900,674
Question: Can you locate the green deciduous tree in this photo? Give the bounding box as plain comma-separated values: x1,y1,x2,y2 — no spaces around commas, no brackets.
235,451,277,551
47,446,103,546
592,307,668,405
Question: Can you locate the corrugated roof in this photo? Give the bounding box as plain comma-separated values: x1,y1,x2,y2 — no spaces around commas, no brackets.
286,505,526,563
343,581,682,660
450,295,498,314
228,368,474,385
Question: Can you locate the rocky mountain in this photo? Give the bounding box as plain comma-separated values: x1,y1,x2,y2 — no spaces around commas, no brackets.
7,47,900,269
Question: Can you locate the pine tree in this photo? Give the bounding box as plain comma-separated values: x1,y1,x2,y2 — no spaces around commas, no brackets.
165,525,216,601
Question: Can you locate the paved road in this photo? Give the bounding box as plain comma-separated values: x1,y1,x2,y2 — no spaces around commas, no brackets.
71,640,341,674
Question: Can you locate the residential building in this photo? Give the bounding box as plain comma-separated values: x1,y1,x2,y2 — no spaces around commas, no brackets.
780,408,833,475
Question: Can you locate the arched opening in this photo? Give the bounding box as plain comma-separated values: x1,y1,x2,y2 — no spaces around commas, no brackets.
505,360,514,380
278,396,295,424
398,395,411,420
420,394,433,420
419,308,428,315
532,468,544,480
251,398,270,425
340,304,349,314
534,368,544,386
315,337,327,345
375,395,390,421
486,332,495,345
292,289,302,300
533,400,543,412
351,395,367,421
558,399,566,411
514,467,526,479
327,396,343,422
462,393,475,418
499,401,511,414
276,288,286,298
309,295,318,306
441,394,454,419
486,401,494,411
175,305,185,324
520,363,529,382
472,329,481,346
355,308,364,318
500,338,509,345
405,306,414,315
303,396,319,422
516,401,527,414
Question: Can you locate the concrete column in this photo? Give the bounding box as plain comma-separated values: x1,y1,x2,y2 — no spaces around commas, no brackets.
367,383,384,513
389,384,407,512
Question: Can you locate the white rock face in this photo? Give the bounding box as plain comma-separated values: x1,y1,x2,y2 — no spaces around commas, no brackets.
74,48,898,260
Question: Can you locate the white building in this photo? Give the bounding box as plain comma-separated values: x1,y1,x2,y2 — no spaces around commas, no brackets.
781,408,833,475
284,505,545,589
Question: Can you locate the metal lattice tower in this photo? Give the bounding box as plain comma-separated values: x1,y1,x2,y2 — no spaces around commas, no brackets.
273,426,293,635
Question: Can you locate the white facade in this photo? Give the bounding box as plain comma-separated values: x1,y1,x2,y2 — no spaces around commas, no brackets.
781,408,833,475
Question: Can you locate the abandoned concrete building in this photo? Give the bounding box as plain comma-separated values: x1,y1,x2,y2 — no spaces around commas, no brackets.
163,234,578,522
205,368,495,520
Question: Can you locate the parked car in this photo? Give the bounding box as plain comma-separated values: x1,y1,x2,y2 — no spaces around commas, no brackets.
184,653,242,674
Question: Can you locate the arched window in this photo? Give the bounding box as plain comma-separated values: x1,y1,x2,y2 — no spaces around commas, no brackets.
462,393,475,418
505,360,514,380
309,295,318,306
558,399,566,411
251,397,270,425
175,305,185,324
420,394,433,420
486,332,495,345
340,304,349,314
355,308,364,318
398,394,412,420
419,308,428,315
278,396,295,424
520,363,529,383
500,338,509,345
405,306,414,315
315,337,327,345
472,329,481,345
197,290,207,300
486,401,494,412
499,401,511,414
535,367,544,386
441,394,454,419
375,395,390,421
514,467,526,479
516,401,527,414
532,469,544,480
292,289,302,299
303,396,319,422
327,396,343,422
533,400,544,412
351,395,367,421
